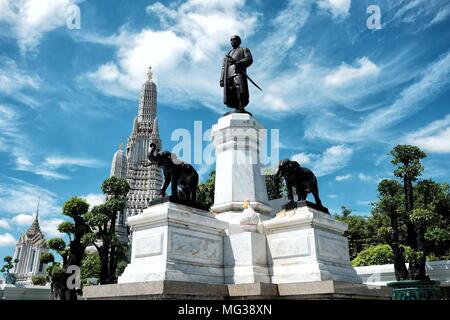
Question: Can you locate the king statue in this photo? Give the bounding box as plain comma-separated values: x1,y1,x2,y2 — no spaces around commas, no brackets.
220,35,258,114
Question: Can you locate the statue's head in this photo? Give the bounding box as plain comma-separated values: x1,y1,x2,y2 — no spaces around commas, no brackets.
230,35,241,48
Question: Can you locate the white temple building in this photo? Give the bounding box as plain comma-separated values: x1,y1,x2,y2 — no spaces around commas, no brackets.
12,202,48,284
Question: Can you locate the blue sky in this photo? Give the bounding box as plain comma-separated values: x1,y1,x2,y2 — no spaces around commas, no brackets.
1,0,449,260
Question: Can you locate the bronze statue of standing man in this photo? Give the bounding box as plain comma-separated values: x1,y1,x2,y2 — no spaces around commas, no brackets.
220,35,255,114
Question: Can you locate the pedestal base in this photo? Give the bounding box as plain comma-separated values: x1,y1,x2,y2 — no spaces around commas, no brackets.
264,204,361,284
118,201,228,285
83,280,391,300
224,232,270,284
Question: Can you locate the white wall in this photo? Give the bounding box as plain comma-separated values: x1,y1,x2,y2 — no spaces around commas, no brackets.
355,260,450,287
0,283,50,300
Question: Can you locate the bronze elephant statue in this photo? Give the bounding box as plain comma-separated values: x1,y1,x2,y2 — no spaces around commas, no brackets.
146,143,199,204
275,159,325,210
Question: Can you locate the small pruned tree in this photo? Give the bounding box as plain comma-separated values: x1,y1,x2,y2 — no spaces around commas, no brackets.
389,144,429,280
40,197,90,300
376,179,408,280
82,176,130,284
1,256,19,274
390,145,426,250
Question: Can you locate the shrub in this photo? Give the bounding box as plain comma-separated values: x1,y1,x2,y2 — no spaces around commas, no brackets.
352,244,393,267
32,275,47,286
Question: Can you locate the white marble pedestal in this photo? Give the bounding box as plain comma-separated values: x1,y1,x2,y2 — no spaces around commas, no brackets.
211,113,272,225
263,203,361,284
224,231,270,284
118,201,228,285
210,113,273,284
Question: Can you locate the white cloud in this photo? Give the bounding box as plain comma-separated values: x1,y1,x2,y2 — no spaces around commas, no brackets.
335,174,351,181
0,57,41,94
256,0,312,72
358,173,372,181
0,177,60,217
306,50,450,143
0,105,70,179
357,200,373,206
324,57,380,87
11,214,34,226
44,156,105,169
291,145,353,177
40,218,64,238
426,5,450,28
317,0,351,18
0,233,16,247
405,114,450,153
84,0,259,110
314,145,353,176
83,193,105,207
9,213,64,238
0,219,12,230
327,194,338,199
0,105,102,179
0,0,80,52
291,152,313,166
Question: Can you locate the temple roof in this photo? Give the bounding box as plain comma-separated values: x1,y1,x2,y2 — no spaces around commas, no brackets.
17,200,47,247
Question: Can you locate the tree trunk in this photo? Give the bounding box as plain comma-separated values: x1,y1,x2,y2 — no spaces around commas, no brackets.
389,207,408,280
404,178,417,250
50,281,66,300
413,224,429,280
108,215,117,283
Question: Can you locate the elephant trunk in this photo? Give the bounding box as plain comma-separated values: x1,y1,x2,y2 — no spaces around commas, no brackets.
274,166,281,178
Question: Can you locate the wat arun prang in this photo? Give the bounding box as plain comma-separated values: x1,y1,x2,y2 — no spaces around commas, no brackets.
109,67,163,219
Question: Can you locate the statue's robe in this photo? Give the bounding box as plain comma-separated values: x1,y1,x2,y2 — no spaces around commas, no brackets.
220,47,253,109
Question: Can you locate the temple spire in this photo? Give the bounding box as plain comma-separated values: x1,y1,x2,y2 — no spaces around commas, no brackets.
35,197,40,221
147,66,153,81
26,198,42,237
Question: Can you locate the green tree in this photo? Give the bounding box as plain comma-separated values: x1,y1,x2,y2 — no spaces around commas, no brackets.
197,171,215,210
334,206,370,260
40,197,90,300
80,251,101,286
82,176,130,284
415,180,450,259
264,168,282,200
